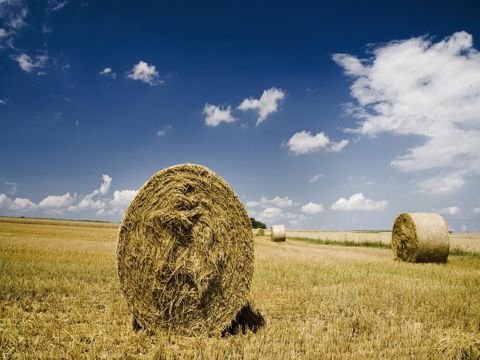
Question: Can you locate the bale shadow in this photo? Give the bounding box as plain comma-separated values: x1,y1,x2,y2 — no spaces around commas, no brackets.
132,303,266,337
221,303,266,337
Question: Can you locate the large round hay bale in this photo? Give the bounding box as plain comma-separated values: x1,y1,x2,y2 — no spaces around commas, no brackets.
256,228,265,236
391,212,450,263
117,164,254,336
270,224,286,242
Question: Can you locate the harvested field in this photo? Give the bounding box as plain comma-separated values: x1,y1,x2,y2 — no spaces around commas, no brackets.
1,219,479,359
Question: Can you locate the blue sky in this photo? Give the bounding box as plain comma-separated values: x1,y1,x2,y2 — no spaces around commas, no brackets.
1,0,480,231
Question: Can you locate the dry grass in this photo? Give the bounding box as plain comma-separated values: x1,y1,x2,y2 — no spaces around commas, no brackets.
1,219,480,359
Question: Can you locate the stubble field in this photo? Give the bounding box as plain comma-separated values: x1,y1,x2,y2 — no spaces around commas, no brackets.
1,217,479,359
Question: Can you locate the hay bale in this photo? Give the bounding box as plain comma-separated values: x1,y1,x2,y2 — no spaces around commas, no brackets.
391,212,450,263
256,228,265,236
270,224,286,242
117,164,254,336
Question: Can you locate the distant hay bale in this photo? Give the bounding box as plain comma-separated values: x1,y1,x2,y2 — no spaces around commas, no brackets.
391,213,450,263
257,228,265,236
117,164,254,336
270,224,286,242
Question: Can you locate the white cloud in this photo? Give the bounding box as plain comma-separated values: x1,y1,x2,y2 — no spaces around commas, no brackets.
203,104,236,127
246,196,294,208
238,87,285,125
10,197,38,211
8,7,27,29
246,200,260,208
71,196,106,211
13,53,48,73
46,0,68,12
99,67,116,79
0,174,135,218
0,1,27,48
156,124,173,136
301,202,324,215
258,207,283,221
68,174,112,211
416,171,466,195
329,139,349,152
473,207,480,214
331,193,387,211
107,189,137,214
99,174,112,194
439,206,460,216
126,61,162,86
0,27,7,45
309,174,323,183
39,192,75,209
0,193,37,211
0,193,10,208
333,31,480,192
287,131,349,155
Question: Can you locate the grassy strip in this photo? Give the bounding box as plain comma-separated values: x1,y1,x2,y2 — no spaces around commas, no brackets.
288,237,390,249
289,237,480,259
449,248,480,259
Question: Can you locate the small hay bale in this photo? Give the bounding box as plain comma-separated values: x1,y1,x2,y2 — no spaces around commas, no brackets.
117,164,254,336
391,212,450,263
257,228,265,236
270,224,286,242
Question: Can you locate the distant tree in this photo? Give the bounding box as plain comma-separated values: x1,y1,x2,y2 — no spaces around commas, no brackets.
250,217,266,229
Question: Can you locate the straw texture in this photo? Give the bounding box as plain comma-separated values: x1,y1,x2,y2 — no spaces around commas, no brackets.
391,212,450,263
117,164,254,336
270,224,286,242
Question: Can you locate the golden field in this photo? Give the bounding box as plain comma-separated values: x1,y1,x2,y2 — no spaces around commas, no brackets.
1,217,479,359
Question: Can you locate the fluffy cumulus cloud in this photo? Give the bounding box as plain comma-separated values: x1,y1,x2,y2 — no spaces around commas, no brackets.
287,131,349,155
257,207,283,221
238,87,285,125
439,206,460,216
301,202,324,215
126,61,162,86
247,196,312,226
0,174,135,218
68,174,112,211
99,67,117,79
333,31,480,194
13,53,49,73
39,193,76,209
203,104,236,127
97,189,137,216
0,195,37,211
246,196,294,208
331,193,387,211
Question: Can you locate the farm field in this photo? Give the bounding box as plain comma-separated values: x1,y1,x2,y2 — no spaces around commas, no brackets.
1,218,480,359
286,230,480,254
